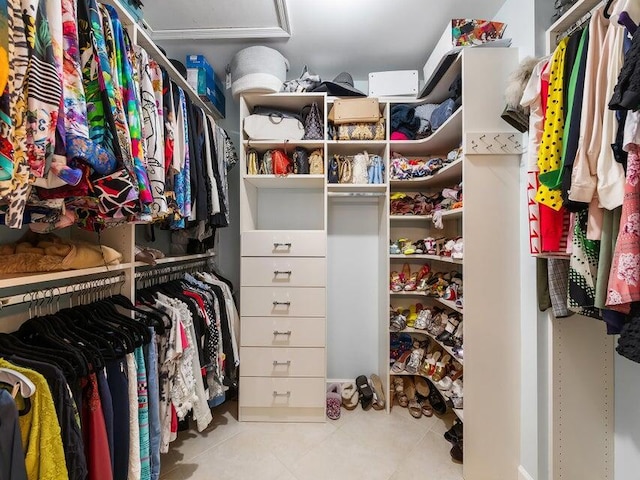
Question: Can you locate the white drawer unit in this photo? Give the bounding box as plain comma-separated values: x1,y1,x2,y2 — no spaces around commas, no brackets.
241,231,326,257
240,347,326,377
240,287,326,317
241,257,326,287
241,317,326,347
239,377,326,408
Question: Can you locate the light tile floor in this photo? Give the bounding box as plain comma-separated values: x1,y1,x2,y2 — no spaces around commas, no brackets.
160,402,463,480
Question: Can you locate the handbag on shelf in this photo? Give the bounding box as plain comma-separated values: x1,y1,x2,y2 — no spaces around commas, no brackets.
243,112,305,140
337,155,353,184
293,147,310,174
328,98,380,125
328,155,339,183
336,119,385,141
309,149,324,175
247,148,259,175
259,150,273,175
272,149,293,176
303,102,324,140
352,151,370,184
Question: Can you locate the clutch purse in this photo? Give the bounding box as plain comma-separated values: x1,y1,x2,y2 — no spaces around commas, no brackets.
335,119,385,141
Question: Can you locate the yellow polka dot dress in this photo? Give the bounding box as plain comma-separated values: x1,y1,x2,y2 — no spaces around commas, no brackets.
535,38,568,211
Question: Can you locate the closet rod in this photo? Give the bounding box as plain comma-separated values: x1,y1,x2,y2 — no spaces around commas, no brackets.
135,259,210,280
327,192,387,197
0,274,125,309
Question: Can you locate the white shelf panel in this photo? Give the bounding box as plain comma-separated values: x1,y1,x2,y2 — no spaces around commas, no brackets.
391,326,463,365
0,263,134,289
389,291,463,315
389,108,462,155
243,174,325,189
134,252,215,269
389,208,463,222
327,184,387,193
389,254,463,265
243,140,324,150
453,408,464,422
547,0,601,35
390,158,462,188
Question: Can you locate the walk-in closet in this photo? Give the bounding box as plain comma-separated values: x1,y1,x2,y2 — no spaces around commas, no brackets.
1,0,639,479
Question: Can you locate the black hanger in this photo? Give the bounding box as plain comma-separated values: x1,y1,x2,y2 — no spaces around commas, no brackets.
108,294,165,334
0,335,77,381
604,0,615,19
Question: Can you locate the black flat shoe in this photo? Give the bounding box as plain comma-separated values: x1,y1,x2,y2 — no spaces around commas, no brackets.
450,441,463,463
426,380,447,415
355,375,374,410
444,420,464,444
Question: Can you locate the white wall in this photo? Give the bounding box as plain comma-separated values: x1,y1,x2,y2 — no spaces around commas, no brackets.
492,1,539,479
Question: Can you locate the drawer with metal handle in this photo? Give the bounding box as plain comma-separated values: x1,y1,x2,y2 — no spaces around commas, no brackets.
241,231,326,257
240,317,326,347
241,257,325,287
240,347,325,377
239,377,325,408
240,287,325,317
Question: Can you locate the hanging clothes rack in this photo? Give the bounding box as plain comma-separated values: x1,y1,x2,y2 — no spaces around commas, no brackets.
0,274,126,310
135,259,211,286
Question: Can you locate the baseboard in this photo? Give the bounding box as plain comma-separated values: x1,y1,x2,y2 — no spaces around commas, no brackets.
327,378,354,384
518,465,535,480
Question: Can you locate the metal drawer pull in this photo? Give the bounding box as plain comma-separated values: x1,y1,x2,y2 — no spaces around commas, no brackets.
273,242,292,248
273,330,292,336
273,390,291,397
273,270,292,276
272,360,291,367
272,301,291,306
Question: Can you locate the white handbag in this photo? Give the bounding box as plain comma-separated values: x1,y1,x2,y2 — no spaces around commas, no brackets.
243,114,305,140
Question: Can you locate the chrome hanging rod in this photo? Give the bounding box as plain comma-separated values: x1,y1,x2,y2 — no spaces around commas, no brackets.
327,192,386,197
134,259,210,280
0,274,126,310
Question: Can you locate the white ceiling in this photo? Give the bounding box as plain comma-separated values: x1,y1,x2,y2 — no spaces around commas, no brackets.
146,0,508,83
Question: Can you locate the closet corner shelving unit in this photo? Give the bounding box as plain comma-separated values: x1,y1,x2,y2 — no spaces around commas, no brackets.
0,0,220,332
237,47,523,480
545,1,616,479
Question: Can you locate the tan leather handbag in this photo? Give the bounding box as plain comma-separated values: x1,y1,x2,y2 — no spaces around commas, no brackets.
328,98,380,125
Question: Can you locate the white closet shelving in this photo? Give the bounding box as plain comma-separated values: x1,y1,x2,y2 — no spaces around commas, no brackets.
0,0,221,318
544,2,616,479
237,47,522,480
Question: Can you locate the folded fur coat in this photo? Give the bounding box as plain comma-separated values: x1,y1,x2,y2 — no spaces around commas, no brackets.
0,233,122,274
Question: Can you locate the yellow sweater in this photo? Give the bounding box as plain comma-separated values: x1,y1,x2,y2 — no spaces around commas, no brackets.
0,359,69,480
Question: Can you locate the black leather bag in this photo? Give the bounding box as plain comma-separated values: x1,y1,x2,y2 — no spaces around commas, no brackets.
293,147,310,174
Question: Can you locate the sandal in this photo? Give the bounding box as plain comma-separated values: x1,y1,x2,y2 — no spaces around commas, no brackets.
404,377,422,418
390,271,404,292
370,374,386,410
405,347,425,375
414,375,431,397
391,350,411,374
432,353,451,382
424,237,437,255
389,312,407,332
414,239,426,254
414,308,432,330
341,382,359,410
393,377,408,407
356,375,374,410
406,305,418,327
418,395,434,417
326,383,342,420
404,272,418,291
389,240,401,255
427,351,442,377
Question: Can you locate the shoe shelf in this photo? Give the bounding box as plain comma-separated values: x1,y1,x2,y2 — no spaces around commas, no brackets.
243,174,325,189
389,254,463,265
453,408,464,422
389,208,463,222
389,291,464,315
390,371,462,413
327,183,387,193
389,158,462,188
391,326,463,365
388,108,462,155
242,140,325,151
